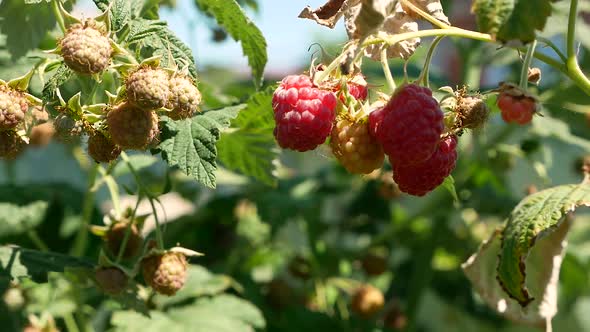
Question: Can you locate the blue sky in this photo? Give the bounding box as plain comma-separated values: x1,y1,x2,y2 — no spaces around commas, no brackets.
77,0,347,74
159,0,347,73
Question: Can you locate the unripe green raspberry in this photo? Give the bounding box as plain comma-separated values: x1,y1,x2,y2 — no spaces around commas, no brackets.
0,131,24,159
330,118,384,174
107,103,159,150
0,85,27,130
87,132,121,163
167,75,202,120
60,21,112,74
54,114,84,141
126,67,170,110
141,251,188,296
95,267,128,295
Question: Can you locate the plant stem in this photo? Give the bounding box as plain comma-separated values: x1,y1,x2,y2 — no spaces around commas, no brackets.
63,314,80,332
417,36,445,88
71,164,99,257
27,231,49,252
519,40,537,89
537,37,567,63
52,0,66,33
565,0,590,95
120,152,164,249
381,49,396,93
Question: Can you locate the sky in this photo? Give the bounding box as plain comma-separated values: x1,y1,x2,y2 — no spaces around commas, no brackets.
77,0,347,74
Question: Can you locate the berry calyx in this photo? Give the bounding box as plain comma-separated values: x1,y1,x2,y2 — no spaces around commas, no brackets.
392,135,458,196
60,20,112,74
105,222,143,260
351,285,385,317
330,117,384,174
0,130,24,159
87,132,121,163
371,84,444,166
167,75,202,120
497,83,537,125
272,75,337,152
94,267,128,295
107,103,159,150
126,67,170,110
141,251,188,296
0,85,27,130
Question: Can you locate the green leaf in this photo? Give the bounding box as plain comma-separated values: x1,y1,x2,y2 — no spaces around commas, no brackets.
0,246,94,291
440,175,459,204
112,294,265,332
217,88,278,185
0,1,62,60
0,201,49,238
156,106,242,188
195,0,267,87
497,181,590,306
42,63,74,101
472,0,553,42
126,18,198,78
94,0,161,32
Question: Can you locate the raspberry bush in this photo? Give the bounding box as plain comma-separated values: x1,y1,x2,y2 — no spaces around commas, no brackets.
1,0,590,331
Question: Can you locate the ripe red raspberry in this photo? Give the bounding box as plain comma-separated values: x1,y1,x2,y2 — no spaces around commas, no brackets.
372,84,444,166
95,267,128,295
272,75,337,152
498,94,535,125
368,107,386,138
141,251,188,296
347,81,368,101
392,135,458,196
107,103,159,150
87,132,121,163
330,118,384,174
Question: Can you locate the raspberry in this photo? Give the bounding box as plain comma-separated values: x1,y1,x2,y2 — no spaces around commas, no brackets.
392,135,458,196
456,95,489,129
126,67,170,110
368,107,386,138
330,118,384,174
105,222,143,259
351,285,384,317
272,75,337,152
87,132,121,163
0,85,27,130
347,81,368,101
54,114,83,142
498,94,535,125
141,251,188,296
360,251,388,276
167,75,202,119
107,103,159,150
29,122,55,147
95,267,128,295
60,20,112,74
0,131,24,159
372,84,444,166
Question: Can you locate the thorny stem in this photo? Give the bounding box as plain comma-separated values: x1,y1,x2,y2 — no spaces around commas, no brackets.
381,48,396,93
71,164,99,257
121,152,164,250
519,40,537,89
